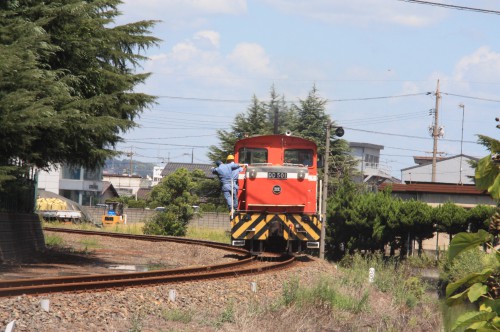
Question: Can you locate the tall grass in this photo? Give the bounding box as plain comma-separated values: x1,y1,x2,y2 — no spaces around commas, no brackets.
103,222,145,235
186,226,230,243
280,275,370,313
42,221,231,243
338,253,430,308
44,234,64,246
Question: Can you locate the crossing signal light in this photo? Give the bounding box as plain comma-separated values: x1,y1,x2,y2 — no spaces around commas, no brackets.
334,127,345,137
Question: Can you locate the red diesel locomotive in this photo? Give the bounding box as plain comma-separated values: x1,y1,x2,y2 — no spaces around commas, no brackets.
231,133,321,253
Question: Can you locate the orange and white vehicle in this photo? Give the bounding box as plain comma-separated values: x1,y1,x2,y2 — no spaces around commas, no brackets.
231,134,321,253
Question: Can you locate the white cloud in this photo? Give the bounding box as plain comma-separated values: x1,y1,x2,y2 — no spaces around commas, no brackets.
261,0,446,27
119,0,247,21
193,30,220,49
227,43,273,76
454,46,500,83
143,31,277,92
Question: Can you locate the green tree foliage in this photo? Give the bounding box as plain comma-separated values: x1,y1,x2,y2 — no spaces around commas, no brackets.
432,201,468,240
475,135,500,200
444,125,499,332
290,85,329,155
207,95,269,162
467,204,496,233
401,200,433,256
144,168,198,236
0,0,160,178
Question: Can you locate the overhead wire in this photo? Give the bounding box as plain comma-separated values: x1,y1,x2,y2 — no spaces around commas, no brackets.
397,0,500,15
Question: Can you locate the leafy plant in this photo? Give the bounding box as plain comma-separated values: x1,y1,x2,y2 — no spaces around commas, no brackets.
445,230,499,331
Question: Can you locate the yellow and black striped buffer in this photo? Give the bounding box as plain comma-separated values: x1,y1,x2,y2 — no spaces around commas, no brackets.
231,213,321,241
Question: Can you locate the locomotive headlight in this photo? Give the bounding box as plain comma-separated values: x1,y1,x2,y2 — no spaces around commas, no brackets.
249,169,257,179
297,169,306,180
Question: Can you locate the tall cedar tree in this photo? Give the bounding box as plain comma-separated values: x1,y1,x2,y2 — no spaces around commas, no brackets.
0,0,160,176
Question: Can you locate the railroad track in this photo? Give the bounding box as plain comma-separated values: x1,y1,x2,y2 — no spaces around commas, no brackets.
0,228,295,298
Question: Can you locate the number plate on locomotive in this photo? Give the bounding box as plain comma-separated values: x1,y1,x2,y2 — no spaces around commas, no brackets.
268,172,287,179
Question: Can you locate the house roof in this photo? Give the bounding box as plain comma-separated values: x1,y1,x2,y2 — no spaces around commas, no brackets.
401,154,478,172
161,162,215,178
136,188,152,200
379,182,489,196
102,181,118,196
412,156,446,165
349,142,384,150
102,173,142,178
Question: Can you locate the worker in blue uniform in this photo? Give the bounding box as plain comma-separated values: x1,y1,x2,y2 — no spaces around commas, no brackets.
212,159,242,213
226,154,243,194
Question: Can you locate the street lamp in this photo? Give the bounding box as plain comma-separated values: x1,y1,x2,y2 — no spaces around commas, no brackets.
458,104,465,184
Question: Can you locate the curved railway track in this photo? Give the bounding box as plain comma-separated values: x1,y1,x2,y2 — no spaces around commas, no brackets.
0,227,296,298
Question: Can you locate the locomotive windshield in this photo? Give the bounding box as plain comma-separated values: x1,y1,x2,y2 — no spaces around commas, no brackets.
284,149,313,166
238,148,268,164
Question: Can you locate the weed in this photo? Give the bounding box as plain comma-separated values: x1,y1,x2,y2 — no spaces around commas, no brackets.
79,238,101,249
281,276,300,306
128,312,143,332
44,234,64,247
163,309,193,324
186,226,230,243
214,303,235,328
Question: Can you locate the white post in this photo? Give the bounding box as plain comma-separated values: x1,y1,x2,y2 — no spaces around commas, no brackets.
368,268,375,283
168,289,177,302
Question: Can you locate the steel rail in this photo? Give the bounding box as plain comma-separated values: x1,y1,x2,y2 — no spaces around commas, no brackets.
0,255,295,297
44,227,249,255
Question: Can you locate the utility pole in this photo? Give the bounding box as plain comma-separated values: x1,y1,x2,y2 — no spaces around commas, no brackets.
458,104,465,184
320,119,331,260
191,148,194,164
273,103,279,134
127,147,134,177
319,119,344,260
431,80,441,183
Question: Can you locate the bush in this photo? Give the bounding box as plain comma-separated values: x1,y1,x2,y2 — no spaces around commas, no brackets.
440,246,498,284
142,210,188,236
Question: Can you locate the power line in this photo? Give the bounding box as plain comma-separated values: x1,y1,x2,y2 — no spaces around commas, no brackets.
156,92,429,104
397,0,500,15
442,92,500,103
126,134,215,141
328,93,428,102
344,127,479,144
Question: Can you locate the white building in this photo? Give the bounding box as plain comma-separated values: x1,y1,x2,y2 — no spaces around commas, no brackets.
152,166,164,186
102,173,151,198
349,142,400,186
401,154,477,184
37,165,103,206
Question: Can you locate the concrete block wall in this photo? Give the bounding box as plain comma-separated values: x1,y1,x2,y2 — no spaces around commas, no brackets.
82,207,230,230
0,213,45,263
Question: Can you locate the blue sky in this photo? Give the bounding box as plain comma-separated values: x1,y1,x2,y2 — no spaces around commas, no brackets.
115,0,500,179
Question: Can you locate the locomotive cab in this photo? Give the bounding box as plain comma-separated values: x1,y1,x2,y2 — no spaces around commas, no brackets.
231,134,321,253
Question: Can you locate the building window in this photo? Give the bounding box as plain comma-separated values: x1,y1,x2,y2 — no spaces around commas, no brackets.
62,166,81,180
84,168,102,181
364,154,379,169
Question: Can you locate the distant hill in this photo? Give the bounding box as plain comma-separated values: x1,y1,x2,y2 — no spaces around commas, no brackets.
104,158,156,178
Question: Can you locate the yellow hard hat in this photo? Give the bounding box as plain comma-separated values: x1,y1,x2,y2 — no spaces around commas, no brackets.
226,154,234,161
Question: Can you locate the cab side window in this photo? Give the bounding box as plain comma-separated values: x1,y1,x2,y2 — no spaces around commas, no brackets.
284,149,313,166
238,148,268,164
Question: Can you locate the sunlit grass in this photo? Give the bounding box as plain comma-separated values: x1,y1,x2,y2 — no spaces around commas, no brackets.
102,222,145,235
42,220,230,243
80,238,101,249
186,225,230,243
44,234,65,246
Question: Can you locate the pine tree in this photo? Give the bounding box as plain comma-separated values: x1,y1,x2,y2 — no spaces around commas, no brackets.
0,0,160,174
